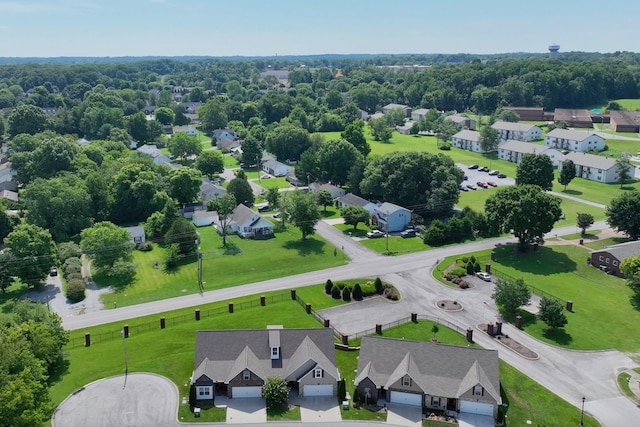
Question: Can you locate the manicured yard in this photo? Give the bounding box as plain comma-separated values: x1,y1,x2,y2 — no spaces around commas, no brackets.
551,175,640,206
583,236,630,250
96,225,346,307
440,244,640,351
252,177,291,189
559,230,601,240
267,404,301,421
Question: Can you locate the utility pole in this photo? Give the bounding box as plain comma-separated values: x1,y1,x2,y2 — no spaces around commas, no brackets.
196,232,203,293
385,210,390,254
121,328,128,388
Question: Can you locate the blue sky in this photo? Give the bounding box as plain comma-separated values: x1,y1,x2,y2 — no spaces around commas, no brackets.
1,0,638,57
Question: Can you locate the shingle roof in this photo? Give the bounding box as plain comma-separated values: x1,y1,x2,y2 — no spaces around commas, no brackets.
200,181,226,195
337,193,371,207
383,103,409,110
193,328,338,384
491,121,537,132
452,129,481,142
355,336,500,402
563,151,617,170
377,202,410,215
499,140,546,154
592,240,640,262
229,204,259,227
546,128,602,142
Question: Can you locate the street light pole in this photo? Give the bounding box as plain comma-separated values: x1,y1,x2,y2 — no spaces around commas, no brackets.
121,328,128,388
580,396,585,426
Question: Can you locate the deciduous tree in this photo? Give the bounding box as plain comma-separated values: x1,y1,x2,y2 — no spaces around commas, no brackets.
262,377,289,407
195,150,224,177
165,217,198,256
606,192,640,240
577,213,594,235
240,136,263,165
538,297,568,330
558,159,576,190
341,119,370,157
316,138,363,186
315,190,334,212
265,187,280,211
341,205,370,230
4,223,57,287
285,190,320,240
168,167,202,205
168,132,202,159
479,126,500,152
515,153,554,190
80,222,133,272
616,158,633,188
210,194,236,246
227,177,254,207
7,104,50,137
491,278,531,314
154,107,175,125
265,124,311,161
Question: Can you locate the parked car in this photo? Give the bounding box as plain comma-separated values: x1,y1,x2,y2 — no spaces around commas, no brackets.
400,229,416,238
273,212,282,218
367,230,385,238
476,272,492,282
258,204,270,212
468,164,479,169
459,184,468,191
486,181,497,187
49,267,58,277
463,175,468,180
488,170,500,176
476,181,488,188
479,166,490,172
260,174,271,179
497,173,507,179
466,184,477,190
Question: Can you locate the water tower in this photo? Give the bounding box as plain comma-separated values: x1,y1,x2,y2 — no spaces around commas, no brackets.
548,44,560,58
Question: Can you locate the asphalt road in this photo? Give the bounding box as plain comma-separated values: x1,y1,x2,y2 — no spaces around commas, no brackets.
60,217,639,426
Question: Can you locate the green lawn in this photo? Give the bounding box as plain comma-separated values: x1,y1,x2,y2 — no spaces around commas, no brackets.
96,226,347,307
559,230,601,240
252,177,291,189
583,236,631,250
617,373,636,402
551,175,640,206
610,98,640,110
267,404,301,421
446,244,640,351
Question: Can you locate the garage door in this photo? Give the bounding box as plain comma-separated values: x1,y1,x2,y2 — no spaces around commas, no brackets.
231,386,262,398
303,385,333,397
459,401,494,416
390,391,422,406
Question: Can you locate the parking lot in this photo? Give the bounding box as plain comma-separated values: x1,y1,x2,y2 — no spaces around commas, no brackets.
456,163,515,190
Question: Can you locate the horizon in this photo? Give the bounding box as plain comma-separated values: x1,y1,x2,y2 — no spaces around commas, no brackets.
1,0,638,57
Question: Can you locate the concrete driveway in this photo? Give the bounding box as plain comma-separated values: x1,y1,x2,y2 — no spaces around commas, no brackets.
385,404,422,426
52,373,178,427
225,398,266,424
299,397,342,422
457,413,495,427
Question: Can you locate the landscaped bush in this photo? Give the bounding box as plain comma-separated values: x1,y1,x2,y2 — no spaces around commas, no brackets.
66,278,86,302
374,277,383,295
137,241,153,251
461,256,469,263
342,287,351,301
65,272,84,282
331,285,341,299
474,262,481,272
383,286,399,300
352,283,363,301
449,267,466,277
360,281,377,297
325,279,334,295
63,257,82,274
57,242,81,262
459,280,469,289
337,379,346,402
466,261,475,275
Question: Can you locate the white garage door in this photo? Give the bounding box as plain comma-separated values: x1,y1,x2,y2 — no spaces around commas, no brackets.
459,401,494,416
232,386,262,398
390,391,422,406
303,385,333,397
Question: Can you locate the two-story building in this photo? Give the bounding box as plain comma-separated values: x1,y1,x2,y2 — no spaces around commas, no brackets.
451,130,484,153
558,152,636,183
498,140,565,167
545,129,605,152
491,121,541,142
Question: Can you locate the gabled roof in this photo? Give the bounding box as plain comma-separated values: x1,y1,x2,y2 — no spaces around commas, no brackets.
229,204,260,227
452,129,481,142
383,103,409,110
491,121,538,132
355,336,500,402
337,193,372,208
546,128,602,142
193,328,338,385
446,114,473,124
137,144,160,156
263,159,288,170
376,202,410,215
563,151,618,170
592,240,640,262
412,108,430,116
200,181,226,195
499,140,546,154
123,225,145,238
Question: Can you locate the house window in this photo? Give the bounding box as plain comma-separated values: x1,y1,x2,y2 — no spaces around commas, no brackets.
431,397,441,406
605,258,610,264
473,386,483,396
197,387,211,396
271,347,279,358
243,370,250,381
599,256,604,261
402,376,411,386
314,368,323,379
613,261,618,266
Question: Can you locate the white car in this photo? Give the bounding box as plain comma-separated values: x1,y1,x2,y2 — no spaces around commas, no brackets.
476,272,492,282
366,230,385,238
260,174,271,179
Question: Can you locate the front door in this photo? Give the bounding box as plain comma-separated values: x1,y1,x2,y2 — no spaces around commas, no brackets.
447,398,457,411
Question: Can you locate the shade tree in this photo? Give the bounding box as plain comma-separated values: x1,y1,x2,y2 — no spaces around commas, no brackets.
4,223,57,287
491,278,531,314
516,153,554,190
606,192,640,240
80,221,133,272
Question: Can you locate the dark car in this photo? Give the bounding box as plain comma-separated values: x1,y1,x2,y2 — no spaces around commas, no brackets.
476,181,488,188
497,173,507,179
400,229,416,238
486,181,497,187
479,166,490,172
49,267,58,277
468,164,479,169
258,205,270,212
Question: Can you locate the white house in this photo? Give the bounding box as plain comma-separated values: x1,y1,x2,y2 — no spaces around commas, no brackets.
200,180,227,203
123,226,146,245
308,182,346,199
212,128,237,142
136,144,176,167
262,160,290,177
193,211,218,227
222,204,274,238
545,129,605,152
498,140,565,167
559,152,636,183
445,114,476,130
336,193,378,216
373,202,411,233
451,129,485,153
396,121,415,135
491,121,542,142
411,108,430,122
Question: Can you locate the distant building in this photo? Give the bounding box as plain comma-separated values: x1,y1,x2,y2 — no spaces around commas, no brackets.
382,103,412,118
545,129,605,152
553,109,593,128
609,110,640,133
451,130,484,153
501,107,544,122
373,202,411,232
123,226,146,245
558,151,635,183
498,140,565,167
491,121,541,142
445,114,476,130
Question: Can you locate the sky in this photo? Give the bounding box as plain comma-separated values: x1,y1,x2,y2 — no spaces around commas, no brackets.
1,0,639,57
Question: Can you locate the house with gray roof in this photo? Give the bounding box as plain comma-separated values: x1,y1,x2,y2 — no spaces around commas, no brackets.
355,336,500,418
411,108,430,122
545,129,605,152
590,241,640,277
491,121,541,142
451,130,484,153
191,326,338,401
498,140,565,167
123,226,145,246
308,182,346,199
382,103,412,118
262,159,290,177
336,193,378,216
373,202,411,232
445,114,476,130
220,204,274,238
558,151,635,183
200,180,227,203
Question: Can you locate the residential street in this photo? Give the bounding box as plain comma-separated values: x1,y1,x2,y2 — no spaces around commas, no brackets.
60,218,639,426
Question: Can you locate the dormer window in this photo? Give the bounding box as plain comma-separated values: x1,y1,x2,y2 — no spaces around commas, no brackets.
402,376,411,386
314,368,323,378
473,386,483,396
243,370,250,381
271,346,279,359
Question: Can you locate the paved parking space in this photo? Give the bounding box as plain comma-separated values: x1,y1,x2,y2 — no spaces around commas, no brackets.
457,412,496,427
225,398,267,424
385,403,422,426
299,397,342,422
457,163,515,189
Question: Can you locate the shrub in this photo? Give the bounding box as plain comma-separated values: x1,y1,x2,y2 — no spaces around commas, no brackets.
342,287,351,302
137,241,153,252
352,283,363,300
66,278,86,303
449,267,466,277
57,242,81,262
337,379,346,402
360,281,377,296
63,257,82,274
331,285,341,299
459,280,469,289
383,286,399,301
65,272,83,282
469,255,476,263
374,277,383,295
466,261,475,275
165,243,180,270
461,256,469,263
325,279,334,295
262,377,289,407
474,262,481,272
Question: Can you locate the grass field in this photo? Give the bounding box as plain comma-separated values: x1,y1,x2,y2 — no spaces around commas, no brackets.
441,244,640,351
95,225,346,307
610,99,640,110
251,177,292,189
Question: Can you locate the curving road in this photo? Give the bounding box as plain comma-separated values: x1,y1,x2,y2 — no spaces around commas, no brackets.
61,218,639,426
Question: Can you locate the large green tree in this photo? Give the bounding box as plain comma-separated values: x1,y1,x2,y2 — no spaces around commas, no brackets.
577,212,594,235
538,297,568,330
285,190,320,240
199,99,228,134
485,185,562,251
195,150,224,177
168,132,202,159
315,190,334,212
479,126,500,152
606,192,640,240
558,159,576,190
341,119,370,157
7,104,50,137
227,177,254,207
616,158,633,188
265,124,311,161
240,136,263,166
316,138,363,186
110,162,166,224
168,167,202,205
80,221,134,271
265,187,280,211
4,223,57,287
515,153,554,190
165,217,198,256
154,107,175,125
22,175,93,242
491,278,531,314
341,205,370,230
210,193,236,246
360,151,463,218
